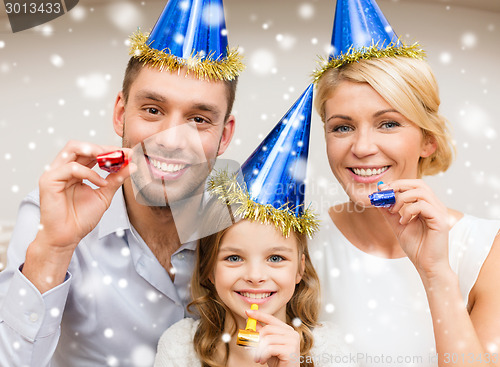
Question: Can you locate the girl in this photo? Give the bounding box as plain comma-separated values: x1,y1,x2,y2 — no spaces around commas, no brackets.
154,85,357,367
155,199,355,367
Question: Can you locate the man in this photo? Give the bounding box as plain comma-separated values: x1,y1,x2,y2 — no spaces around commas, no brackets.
0,0,244,365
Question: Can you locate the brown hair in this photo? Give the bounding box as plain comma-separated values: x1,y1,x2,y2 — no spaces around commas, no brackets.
315,57,455,177
121,57,238,122
189,200,320,367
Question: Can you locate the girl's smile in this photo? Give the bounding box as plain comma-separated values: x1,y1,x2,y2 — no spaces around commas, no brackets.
234,289,277,305
212,220,304,329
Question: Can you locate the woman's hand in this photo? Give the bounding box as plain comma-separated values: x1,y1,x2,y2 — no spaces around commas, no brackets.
245,309,301,367
377,180,451,280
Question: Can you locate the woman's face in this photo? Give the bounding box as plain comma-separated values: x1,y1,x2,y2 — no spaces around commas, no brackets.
323,81,435,206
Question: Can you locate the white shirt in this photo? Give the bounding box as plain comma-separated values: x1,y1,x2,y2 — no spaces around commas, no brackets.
310,212,500,367
154,318,358,367
0,188,196,367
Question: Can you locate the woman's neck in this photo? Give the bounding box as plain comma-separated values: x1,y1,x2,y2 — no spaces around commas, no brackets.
329,202,406,259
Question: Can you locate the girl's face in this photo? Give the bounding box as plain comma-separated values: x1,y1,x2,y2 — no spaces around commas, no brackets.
212,220,304,328
324,81,436,206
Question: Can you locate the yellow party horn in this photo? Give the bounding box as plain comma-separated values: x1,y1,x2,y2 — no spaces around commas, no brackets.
236,304,260,347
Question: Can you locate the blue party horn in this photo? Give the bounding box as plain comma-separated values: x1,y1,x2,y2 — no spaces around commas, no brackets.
369,181,395,207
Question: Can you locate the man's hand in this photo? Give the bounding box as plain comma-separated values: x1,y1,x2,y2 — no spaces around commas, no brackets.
22,141,134,293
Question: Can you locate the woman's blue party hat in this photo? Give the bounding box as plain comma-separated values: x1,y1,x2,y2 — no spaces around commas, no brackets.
129,0,244,81
313,0,425,81
208,85,318,237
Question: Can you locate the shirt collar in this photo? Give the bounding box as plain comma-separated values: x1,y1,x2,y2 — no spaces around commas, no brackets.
176,239,197,252
98,187,131,239
98,187,199,254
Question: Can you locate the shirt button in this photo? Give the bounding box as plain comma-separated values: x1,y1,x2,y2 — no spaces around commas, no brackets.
177,253,185,260
29,313,38,322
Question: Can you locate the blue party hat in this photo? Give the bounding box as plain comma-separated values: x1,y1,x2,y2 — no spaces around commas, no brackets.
313,0,425,81
208,85,318,237
129,0,244,81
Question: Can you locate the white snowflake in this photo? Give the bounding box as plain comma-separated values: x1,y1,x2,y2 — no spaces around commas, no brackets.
298,3,315,19
104,328,114,338
131,345,155,367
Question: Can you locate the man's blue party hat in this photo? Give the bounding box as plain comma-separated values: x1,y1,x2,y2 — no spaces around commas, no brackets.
208,85,318,237
129,0,244,81
313,0,425,81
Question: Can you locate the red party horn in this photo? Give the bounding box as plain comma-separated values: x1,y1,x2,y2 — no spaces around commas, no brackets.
97,150,127,173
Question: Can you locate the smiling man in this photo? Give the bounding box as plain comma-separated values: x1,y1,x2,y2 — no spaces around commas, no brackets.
0,1,244,366
116,59,237,273
120,61,233,208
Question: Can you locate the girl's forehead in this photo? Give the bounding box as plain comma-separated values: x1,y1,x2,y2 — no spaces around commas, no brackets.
219,241,296,252
224,220,294,237
215,220,303,256
219,229,299,254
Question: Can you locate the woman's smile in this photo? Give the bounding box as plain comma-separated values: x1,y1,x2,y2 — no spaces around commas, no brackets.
324,81,436,205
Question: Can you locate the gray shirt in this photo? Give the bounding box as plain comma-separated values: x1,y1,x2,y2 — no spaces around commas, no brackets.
0,187,196,366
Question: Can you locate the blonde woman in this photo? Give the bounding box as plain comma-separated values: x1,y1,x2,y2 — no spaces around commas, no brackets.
312,55,500,366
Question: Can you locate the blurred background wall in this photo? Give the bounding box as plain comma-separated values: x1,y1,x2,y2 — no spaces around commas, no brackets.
1,0,499,268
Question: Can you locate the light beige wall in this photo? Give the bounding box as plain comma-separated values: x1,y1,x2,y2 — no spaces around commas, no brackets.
1,0,499,243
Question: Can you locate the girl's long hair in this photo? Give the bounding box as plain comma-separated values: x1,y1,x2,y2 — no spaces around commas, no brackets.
188,200,321,366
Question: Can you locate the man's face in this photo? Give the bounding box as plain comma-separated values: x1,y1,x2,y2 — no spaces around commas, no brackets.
113,66,235,207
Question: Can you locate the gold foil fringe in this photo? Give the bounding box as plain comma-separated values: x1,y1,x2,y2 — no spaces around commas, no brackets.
208,170,319,238
312,40,426,82
129,30,245,81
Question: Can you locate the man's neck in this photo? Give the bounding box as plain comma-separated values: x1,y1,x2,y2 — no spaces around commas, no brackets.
122,181,181,272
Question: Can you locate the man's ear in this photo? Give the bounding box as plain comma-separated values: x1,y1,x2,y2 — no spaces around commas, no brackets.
296,254,306,284
113,92,126,138
420,134,437,158
217,115,236,156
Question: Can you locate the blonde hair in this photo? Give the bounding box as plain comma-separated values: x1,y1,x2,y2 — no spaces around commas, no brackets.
315,57,455,177
189,200,321,367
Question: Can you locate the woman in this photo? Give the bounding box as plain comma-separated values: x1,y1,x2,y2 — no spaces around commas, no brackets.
311,1,500,366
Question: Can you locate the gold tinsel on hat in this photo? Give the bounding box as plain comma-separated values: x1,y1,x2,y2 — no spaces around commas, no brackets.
208,170,319,238
129,30,245,81
312,40,426,83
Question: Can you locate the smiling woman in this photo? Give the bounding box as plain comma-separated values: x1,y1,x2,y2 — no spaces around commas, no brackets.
316,58,454,208
312,55,500,367
315,56,455,181
310,0,500,365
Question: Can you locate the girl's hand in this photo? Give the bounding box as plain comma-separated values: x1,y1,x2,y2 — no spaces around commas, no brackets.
377,180,451,280
245,309,300,367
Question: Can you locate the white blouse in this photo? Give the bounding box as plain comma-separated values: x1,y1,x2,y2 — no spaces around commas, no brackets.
310,213,500,367
155,318,358,367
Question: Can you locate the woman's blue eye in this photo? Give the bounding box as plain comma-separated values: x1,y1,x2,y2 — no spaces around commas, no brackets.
226,255,241,262
332,125,353,133
381,121,400,129
268,255,284,263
